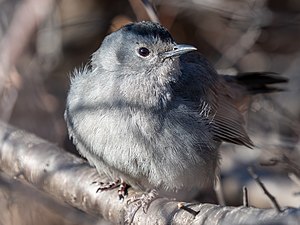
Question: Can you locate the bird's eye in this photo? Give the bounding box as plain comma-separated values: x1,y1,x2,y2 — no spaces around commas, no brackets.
138,47,150,57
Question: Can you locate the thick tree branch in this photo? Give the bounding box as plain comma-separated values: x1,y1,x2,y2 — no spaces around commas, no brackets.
0,121,299,225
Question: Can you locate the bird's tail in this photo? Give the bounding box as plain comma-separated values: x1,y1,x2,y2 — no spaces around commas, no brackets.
223,72,288,95
220,72,288,116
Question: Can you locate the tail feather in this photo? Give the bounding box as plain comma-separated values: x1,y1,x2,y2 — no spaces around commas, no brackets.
223,72,288,94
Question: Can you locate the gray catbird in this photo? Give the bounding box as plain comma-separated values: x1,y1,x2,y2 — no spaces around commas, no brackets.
65,21,286,200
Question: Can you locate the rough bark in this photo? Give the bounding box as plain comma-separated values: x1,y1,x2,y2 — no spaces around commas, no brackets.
0,121,299,225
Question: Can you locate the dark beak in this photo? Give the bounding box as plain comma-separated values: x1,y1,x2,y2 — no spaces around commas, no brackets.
161,44,197,59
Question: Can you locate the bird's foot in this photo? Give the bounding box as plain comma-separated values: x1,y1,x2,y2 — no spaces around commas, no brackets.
125,189,158,224
93,179,129,200
93,179,121,192
118,181,129,200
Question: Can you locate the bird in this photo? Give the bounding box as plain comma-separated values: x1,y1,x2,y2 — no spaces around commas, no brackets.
65,21,287,202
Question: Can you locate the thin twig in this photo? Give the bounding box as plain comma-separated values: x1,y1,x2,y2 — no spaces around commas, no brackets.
243,186,249,207
288,173,300,187
141,0,159,23
128,0,159,23
260,158,279,167
248,167,282,213
214,177,226,206
177,203,199,217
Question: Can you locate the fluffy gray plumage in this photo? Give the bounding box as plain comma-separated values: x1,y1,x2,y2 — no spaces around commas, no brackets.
65,21,285,195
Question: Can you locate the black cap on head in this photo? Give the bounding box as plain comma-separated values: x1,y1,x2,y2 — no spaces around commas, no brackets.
123,21,175,44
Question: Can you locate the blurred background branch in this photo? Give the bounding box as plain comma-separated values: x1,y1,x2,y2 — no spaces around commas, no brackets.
0,0,55,121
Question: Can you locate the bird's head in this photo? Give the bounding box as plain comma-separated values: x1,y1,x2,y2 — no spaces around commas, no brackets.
91,21,197,109
93,21,196,75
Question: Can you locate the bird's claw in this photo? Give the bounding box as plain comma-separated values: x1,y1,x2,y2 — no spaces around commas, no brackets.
125,189,158,223
118,181,129,200
92,179,121,193
92,179,129,200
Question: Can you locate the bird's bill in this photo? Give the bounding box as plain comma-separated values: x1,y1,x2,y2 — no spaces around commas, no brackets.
161,44,197,59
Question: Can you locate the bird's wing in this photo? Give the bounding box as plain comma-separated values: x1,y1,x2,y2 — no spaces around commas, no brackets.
180,52,253,148
208,80,254,148
213,71,287,148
